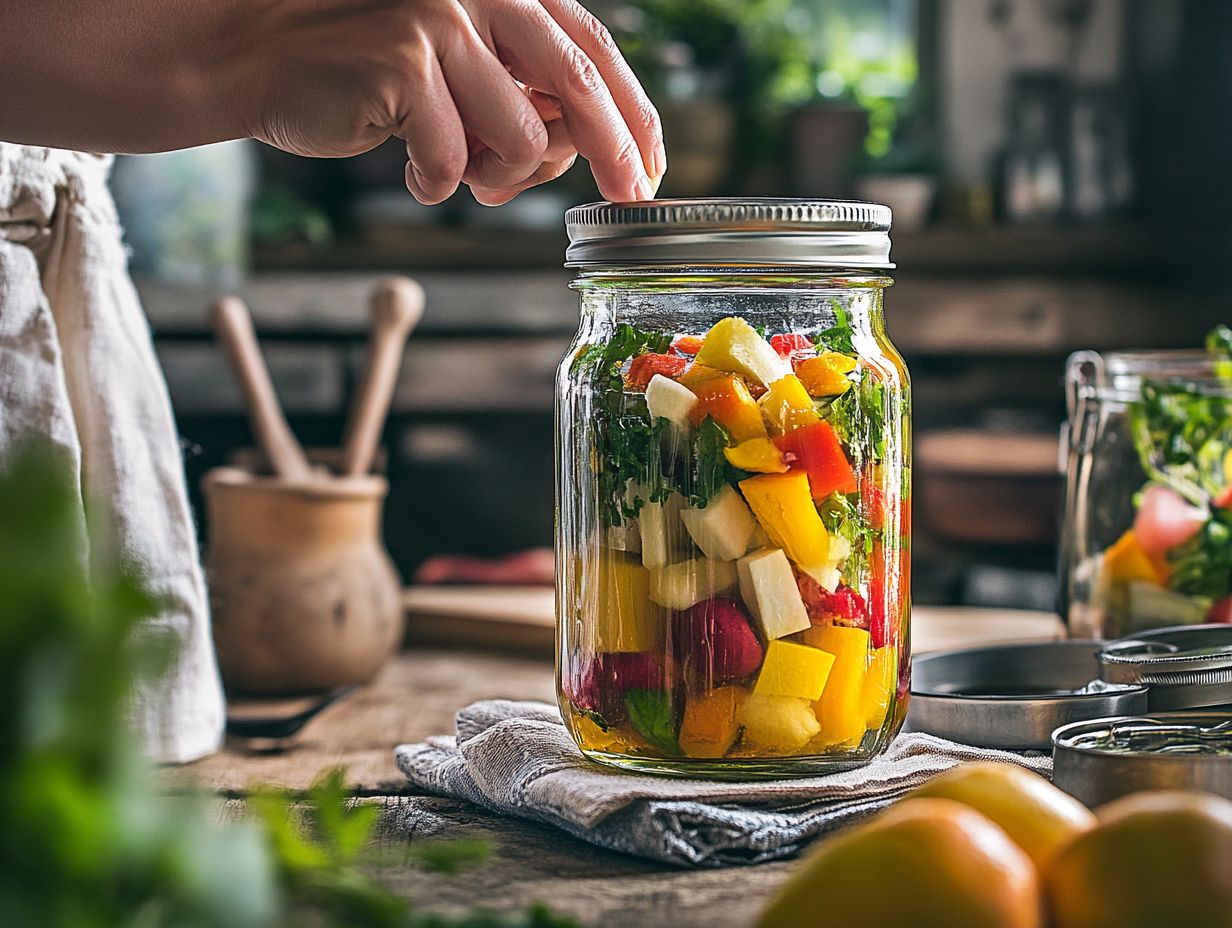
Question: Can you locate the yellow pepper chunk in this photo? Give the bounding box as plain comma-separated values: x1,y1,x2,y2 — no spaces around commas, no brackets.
677,363,727,389
795,353,856,397
724,437,790,473
753,640,835,701
738,472,831,568
591,551,663,653
861,646,898,730
802,624,871,747
1103,529,1165,586
679,686,745,758
759,375,822,436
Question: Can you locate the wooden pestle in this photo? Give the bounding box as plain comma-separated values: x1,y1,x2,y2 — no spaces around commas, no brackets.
341,276,424,476
210,295,315,482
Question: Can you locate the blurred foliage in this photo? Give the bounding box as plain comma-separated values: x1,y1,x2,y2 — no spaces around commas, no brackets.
611,0,921,181
250,186,333,247
0,441,578,928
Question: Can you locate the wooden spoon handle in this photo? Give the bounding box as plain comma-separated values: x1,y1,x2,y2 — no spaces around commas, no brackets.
210,296,314,481
342,276,425,476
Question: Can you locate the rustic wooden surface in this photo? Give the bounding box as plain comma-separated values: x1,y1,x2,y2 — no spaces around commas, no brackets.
176,648,556,794
181,608,1064,926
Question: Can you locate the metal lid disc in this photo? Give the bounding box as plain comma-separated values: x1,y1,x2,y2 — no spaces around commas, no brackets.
564,198,894,269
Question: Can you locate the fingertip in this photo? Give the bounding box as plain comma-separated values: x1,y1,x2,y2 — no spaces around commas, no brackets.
468,184,520,207
405,162,458,206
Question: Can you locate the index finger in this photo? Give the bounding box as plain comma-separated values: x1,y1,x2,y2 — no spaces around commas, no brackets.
485,0,655,201
540,0,666,182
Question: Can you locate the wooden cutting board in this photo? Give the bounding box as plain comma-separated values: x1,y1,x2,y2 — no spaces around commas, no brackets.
402,585,1065,654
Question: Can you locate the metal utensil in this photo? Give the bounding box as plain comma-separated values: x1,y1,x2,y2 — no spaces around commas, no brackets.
1097,624,1232,710
1052,712,1232,806
910,640,1149,750
225,685,356,741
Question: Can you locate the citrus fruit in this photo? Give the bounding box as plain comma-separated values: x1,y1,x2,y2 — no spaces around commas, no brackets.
1046,790,1232,928
912,761,1095,867
758,798,1043,928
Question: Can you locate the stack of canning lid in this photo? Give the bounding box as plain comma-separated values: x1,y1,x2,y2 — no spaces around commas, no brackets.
1096,625,1232,710
910,624,1232,803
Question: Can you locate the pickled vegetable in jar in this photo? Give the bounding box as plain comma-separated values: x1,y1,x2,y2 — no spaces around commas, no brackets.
555,199,911,777
1062,329,1232,638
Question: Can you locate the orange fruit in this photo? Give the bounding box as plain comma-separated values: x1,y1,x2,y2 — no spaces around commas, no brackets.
1046,790,1232,928
911,761,1095,868
757,798,1043,928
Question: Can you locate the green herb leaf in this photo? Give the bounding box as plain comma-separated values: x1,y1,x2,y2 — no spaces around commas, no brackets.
624,689,681,756
814,303,855,355
1168,511,1232,600
825,369,887,465
689,418,748,508
579,708,610,732
576,324,676,526
1128,380,1232,506
817,492,880,586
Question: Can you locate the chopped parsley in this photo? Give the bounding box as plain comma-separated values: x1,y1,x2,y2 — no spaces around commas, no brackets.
689,418,748,508
814,302,856,356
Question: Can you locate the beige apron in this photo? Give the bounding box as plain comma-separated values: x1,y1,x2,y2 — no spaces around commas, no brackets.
0,143,224,763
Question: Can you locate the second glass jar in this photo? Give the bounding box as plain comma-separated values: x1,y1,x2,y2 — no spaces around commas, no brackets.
556,200,911,777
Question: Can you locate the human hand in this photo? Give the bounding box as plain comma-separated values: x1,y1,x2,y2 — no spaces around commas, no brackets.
246,0,665,205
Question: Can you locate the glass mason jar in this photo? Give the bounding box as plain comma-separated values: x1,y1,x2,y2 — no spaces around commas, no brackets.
555,200,911,777
1062,348,1232,639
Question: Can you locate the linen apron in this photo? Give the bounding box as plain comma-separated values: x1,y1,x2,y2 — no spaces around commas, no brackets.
0,143,224,763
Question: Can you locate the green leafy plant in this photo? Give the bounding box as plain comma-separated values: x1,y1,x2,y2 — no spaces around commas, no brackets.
0,441,577,928
574,323,676,526
623,690,682,756
689,418,748,508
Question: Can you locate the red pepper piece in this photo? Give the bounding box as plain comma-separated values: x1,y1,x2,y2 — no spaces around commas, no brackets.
624,353,688,391
773,421,857,501
796,573,871,626
769,333,815,359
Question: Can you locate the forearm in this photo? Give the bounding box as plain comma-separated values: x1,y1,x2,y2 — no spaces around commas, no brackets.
0,0,260,152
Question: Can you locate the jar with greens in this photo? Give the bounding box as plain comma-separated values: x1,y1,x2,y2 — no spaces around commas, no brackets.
1062,329,1232,639
556,200,911,777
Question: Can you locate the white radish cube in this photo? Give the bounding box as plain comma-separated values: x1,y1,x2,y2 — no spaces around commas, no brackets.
639,491,687,569
648,558,737,610
679,486,756,561
738,548,812,639
645,374,698,430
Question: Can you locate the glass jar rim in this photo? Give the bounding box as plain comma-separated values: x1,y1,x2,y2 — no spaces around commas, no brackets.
564,198,894,269
1067,347,1232,409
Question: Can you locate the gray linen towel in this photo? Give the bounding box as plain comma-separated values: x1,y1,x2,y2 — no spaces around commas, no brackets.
394,699,1051,867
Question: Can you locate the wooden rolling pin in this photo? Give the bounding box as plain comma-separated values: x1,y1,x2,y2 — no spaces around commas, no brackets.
341,276,425,476
210,295,314,482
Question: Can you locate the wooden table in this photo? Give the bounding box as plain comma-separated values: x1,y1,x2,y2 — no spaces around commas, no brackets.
180,606,1064,927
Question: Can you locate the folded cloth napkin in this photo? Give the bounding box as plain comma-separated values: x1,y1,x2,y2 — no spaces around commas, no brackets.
395,699,1051,868
0,144,225,763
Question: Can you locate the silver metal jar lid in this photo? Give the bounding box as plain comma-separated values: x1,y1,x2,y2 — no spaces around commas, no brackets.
564,198,894,269
1098,625,1232,710
908,640,1149,751
1052,712,1232,806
